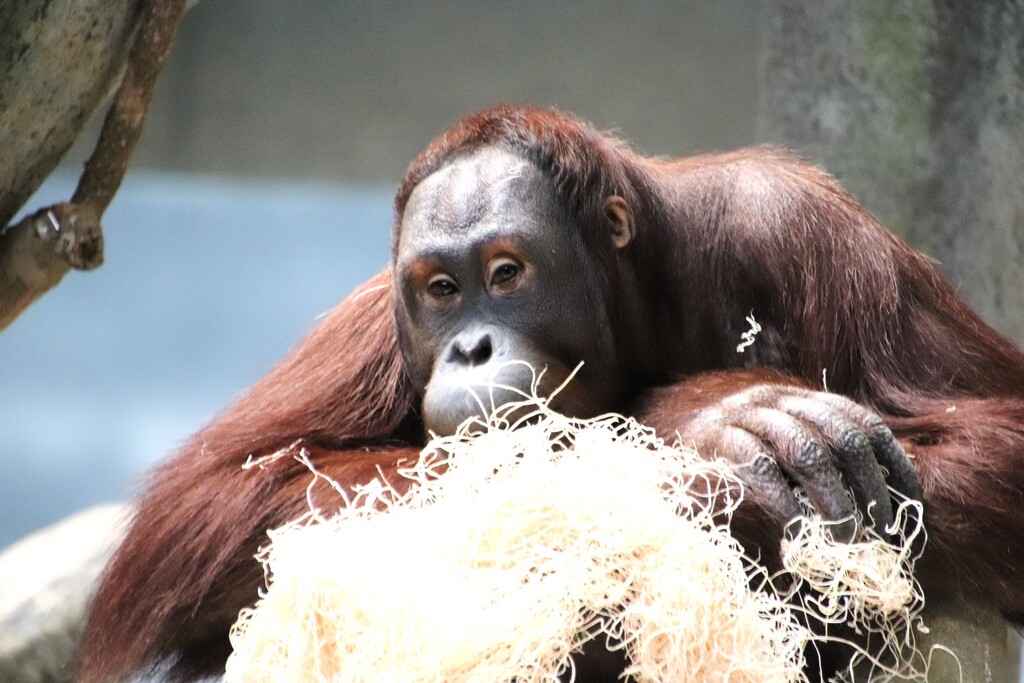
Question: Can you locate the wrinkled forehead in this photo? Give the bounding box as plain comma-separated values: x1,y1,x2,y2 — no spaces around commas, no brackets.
399,146,560,249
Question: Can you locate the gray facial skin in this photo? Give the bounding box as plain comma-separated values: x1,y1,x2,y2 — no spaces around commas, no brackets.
394,147,622,435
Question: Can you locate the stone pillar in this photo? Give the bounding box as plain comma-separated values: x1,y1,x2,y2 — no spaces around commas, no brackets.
759,0,1024,343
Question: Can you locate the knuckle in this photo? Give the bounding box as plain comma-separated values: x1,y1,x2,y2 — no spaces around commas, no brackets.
853,405,886,430
866,419,897,445
779,394,833,422
793,440,827,471
837,427,871,456
749,452,778,476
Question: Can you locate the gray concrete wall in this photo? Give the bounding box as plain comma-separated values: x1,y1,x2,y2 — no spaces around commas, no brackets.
63,0,762,184
760,0,1024,342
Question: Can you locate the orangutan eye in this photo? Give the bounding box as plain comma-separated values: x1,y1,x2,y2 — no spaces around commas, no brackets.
427,274,459,299
488,257,523,293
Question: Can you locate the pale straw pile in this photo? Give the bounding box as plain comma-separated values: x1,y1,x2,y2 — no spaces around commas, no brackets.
226,399,926,683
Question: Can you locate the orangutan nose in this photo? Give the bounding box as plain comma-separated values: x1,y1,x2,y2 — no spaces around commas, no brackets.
447,329,494,366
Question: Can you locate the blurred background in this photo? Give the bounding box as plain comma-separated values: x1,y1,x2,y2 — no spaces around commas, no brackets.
2,0,1022,554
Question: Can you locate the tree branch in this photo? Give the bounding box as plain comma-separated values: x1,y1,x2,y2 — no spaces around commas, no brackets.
0,0,187,331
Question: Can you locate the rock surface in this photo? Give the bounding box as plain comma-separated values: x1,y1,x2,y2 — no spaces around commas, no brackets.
0,503,131,683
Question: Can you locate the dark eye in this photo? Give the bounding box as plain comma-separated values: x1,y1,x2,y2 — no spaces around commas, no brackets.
427,274,459,299
493,262,519,284
488,258,524,292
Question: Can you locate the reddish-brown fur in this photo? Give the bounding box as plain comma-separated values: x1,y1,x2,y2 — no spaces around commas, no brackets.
76,106,1024,682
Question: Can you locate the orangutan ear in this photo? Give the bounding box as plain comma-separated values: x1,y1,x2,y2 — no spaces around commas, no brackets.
603,196,634,249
